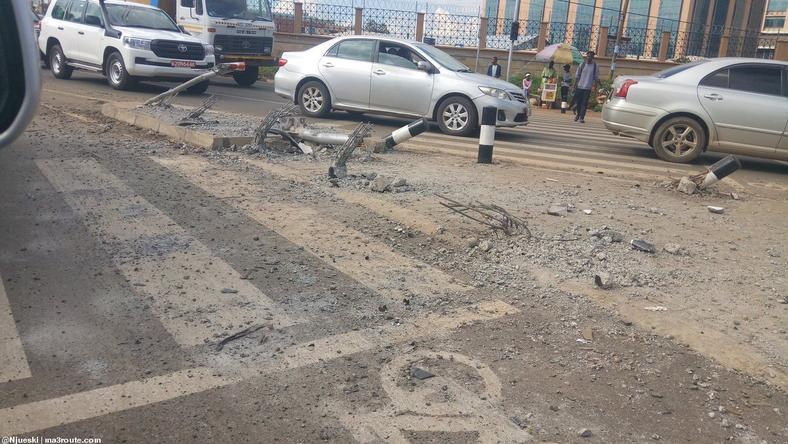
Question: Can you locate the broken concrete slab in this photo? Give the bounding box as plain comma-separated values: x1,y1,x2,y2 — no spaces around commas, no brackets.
370,175,394,192
677,177,697,195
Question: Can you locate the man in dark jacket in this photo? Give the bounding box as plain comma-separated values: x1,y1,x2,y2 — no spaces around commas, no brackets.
487,57,502,78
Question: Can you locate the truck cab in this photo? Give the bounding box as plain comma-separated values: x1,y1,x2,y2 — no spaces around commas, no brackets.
157,0,275,86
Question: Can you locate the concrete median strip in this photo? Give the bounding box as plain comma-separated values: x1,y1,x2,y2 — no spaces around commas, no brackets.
101,102,252,150
0,300,518,436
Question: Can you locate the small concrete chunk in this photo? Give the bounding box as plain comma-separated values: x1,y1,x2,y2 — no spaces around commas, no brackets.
411,367,434,380
547,205,568,216
707,205,725,214
594,272,613,289
677,177,697,195
578,428,593,438
370,175,394,192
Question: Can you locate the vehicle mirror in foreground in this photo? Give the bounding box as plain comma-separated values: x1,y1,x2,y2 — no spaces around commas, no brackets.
0,0,41,148
417,61,431,73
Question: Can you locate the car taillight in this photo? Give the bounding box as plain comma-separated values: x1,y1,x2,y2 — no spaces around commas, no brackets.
277,58,287,67
615,79,638,98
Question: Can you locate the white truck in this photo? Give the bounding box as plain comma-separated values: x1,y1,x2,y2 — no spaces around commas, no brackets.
153,0,277,86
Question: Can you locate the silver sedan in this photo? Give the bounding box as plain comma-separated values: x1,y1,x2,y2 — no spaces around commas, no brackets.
603,58,788,163
274,36,529,136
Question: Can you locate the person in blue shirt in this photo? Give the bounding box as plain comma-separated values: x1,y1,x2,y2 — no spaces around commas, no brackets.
573,51,599,123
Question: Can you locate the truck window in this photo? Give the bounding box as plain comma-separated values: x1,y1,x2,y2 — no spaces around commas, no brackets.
51,0,70,20
64,0,87,22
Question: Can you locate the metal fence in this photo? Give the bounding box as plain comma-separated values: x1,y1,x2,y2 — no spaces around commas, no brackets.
303,2,355,35
423,11,480,48
271,0,779,61
363,7,418,40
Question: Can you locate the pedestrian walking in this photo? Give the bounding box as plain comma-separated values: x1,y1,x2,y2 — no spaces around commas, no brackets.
522,72,532,97
487,57,502,78
573,51,599,123
560,64,572,114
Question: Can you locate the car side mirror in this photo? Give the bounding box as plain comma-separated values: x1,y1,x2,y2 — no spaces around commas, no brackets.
0,0,41,148
417,61,431,73
85,15,103,27
181,0,194,7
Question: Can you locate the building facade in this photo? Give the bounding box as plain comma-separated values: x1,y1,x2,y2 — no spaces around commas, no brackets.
484,0,768,58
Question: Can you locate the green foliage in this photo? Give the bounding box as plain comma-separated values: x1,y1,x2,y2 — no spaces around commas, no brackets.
259,66,278,79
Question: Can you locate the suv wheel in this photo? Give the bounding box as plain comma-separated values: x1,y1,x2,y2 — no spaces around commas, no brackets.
652,117,706,163
106,52,134,90
49,44,73,80
232,66,258,87
436,96,477,137
297,81,330,117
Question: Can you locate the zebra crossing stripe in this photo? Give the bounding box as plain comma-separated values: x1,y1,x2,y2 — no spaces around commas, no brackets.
152,156,469,302
36,158,297,347
0,277,31,382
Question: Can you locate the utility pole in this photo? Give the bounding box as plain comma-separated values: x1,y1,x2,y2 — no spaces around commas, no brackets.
609,0,630,80
506,0,522,81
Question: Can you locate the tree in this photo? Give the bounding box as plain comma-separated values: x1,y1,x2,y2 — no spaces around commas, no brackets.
364,19,390,34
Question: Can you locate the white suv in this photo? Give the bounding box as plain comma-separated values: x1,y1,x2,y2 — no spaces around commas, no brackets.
39,0,215,92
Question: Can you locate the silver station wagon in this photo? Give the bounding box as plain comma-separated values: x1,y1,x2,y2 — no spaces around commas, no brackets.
275,36,530,137
603,58,788,163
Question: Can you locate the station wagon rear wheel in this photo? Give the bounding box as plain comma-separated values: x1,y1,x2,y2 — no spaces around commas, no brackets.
298,81,330,117
652,117,705,163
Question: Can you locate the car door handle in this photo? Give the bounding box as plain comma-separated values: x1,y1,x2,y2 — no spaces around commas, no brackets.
78,31,84,35
57,26,64,30
704,93,723,101
322,62,334,68
373,69,386,75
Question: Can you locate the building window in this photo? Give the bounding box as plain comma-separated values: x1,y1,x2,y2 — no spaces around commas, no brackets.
764,17,786,28
766,0,788,13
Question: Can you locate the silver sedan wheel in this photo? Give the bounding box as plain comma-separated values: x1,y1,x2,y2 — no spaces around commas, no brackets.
109,60,123,85
442,103,469,131
302,87,324,113
660,123,698,157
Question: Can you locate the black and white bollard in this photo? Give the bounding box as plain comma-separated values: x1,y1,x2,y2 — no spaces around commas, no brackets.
477,106,497,164
381,117,428,150
700,155,741,189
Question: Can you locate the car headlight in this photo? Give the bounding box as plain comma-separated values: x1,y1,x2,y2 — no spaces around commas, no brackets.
122,37,151,51
479,86,513,101
204,44,214,56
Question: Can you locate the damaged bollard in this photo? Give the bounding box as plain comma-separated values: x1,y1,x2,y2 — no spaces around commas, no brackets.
379,118,428,151
477,106,496,164
700,155,741,189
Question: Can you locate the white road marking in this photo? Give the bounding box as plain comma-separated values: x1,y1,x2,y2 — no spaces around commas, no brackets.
0,277,31,382
336,350,531,442
0,300,519,436
36,158,296,347
153,156,469,302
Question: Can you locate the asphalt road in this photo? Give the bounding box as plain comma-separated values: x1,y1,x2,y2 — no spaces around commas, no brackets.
1,69,786,442
39,68,788,199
